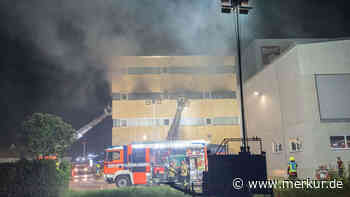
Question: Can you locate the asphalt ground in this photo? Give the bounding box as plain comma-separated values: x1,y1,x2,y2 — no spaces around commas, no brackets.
69,176,116,191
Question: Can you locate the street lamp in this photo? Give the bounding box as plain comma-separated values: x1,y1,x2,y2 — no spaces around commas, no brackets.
220,0,252,153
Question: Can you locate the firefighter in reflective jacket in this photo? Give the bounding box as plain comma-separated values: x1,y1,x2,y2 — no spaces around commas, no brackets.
287,156,298,180
96,163,101,176
56,160,60,171
168,160,176,182
180,160,189,186
337,157,344,178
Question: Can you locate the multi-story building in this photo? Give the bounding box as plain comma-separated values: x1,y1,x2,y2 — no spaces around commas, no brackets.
108,56,241,152
244,39,350,178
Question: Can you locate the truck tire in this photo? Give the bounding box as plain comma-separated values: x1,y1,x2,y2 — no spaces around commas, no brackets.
115,175,131,187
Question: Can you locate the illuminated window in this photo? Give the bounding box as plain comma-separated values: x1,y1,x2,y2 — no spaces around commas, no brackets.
203,92,212,99
113,119,120,128
289,137,302,152
121,120,127,127
213,117,240,125
180,118,205,126
330,136,347,149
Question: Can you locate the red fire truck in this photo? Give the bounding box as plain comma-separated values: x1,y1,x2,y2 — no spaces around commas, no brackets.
104,140,208,188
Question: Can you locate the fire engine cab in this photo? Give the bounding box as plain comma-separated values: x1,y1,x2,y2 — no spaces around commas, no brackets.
104,140,208,188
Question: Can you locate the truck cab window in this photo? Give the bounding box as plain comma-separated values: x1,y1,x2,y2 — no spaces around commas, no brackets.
107,151,121,161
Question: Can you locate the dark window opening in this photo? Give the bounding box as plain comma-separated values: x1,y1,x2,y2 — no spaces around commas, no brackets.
121,94,128,100
163,119,170,126
330,136,346,148
206,118,212,125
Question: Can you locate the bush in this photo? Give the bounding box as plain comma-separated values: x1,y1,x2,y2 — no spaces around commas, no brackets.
0,159,71,197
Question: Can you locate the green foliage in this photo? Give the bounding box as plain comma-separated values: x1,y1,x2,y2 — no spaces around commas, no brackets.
0,159,71,197
20,113,76,158
62,186,189,197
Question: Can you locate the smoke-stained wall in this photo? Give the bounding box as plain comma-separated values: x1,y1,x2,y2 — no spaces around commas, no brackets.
109,56,241,152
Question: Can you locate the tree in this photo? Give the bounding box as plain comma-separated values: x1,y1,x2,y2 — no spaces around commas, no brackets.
20,113,76,158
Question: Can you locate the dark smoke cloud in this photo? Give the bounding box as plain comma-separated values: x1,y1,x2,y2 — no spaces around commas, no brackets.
0,0,235,151
1,0,349,152
3,0,235,61
246,0,350,40
0,0,236,113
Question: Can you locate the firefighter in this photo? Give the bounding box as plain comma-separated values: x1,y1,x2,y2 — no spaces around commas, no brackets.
180,159,189,187
198,158,205,172
96,163,101,176
168,160,176,182
337,157,344,178
287,156,298,180
56,159,60,171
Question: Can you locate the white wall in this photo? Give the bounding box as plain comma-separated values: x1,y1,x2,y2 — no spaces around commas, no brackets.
297,40,350,174
244,39,350,178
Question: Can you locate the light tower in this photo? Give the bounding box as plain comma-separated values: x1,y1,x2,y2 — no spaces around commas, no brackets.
220,0,252,153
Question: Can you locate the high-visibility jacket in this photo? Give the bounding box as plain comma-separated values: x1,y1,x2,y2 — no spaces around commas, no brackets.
168,166,176,177
56,161,60,170
198,164,205,171
181,164,188,176
288,161,297,174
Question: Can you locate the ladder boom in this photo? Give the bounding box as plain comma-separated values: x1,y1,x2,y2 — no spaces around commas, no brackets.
75,105,111,139
167,97,188,140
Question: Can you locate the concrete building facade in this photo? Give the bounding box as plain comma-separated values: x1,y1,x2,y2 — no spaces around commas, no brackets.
108,56,242,152
243,39,350,178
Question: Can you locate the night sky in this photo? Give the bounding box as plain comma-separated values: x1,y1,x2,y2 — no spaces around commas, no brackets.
0,0,350,156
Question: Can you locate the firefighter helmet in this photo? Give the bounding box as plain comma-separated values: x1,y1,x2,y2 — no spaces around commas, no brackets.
289,156,295,161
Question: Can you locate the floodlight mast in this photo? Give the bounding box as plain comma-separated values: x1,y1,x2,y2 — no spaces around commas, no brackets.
220,0,252,153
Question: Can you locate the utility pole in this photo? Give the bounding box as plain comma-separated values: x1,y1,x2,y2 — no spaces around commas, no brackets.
221,0,252,153
82,140,87,159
